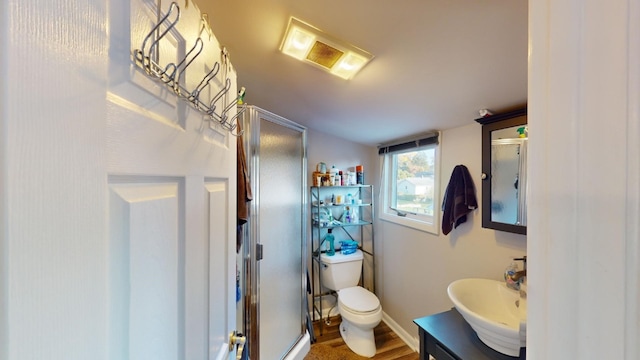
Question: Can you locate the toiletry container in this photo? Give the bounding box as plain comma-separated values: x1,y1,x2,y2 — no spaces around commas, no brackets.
325,229,335,256
330,166,340,186
356,165,364,185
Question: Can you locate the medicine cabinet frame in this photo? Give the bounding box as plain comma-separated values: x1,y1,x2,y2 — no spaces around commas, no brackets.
476,108,527,235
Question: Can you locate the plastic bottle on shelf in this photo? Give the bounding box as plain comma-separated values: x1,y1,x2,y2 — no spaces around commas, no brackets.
356,165,364,185
321,208,333,226
330,166,340,186
348,171,356,185
351,206,359,223
344,206,351,223
326,229,335,256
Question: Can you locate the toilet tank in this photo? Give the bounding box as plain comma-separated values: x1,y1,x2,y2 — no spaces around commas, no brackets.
320,250,363,291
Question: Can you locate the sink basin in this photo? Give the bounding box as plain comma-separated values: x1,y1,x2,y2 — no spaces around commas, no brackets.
447,278,526,356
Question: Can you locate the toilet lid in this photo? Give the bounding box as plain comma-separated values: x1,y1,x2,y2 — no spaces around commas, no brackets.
339,286,380,313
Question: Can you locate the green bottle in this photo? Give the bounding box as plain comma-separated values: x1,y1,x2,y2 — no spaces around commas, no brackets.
326,229,335,256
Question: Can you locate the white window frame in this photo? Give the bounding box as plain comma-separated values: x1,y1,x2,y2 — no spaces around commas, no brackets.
379,142,441,234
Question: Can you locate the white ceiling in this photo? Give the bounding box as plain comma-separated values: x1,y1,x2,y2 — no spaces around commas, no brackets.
199,0,528,146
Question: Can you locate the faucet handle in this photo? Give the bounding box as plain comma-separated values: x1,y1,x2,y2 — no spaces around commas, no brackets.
513,256,527,269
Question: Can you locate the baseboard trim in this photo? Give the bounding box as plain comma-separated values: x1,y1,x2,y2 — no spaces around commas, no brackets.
381,311,420,352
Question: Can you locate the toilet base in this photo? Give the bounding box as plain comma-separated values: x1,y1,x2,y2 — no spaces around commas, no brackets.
339,317,377,358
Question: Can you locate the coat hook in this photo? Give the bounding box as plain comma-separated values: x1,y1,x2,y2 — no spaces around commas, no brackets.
133,2,180,74
209,78,231,113
173,37,204,97
132,1,247,136
200,13,213,40
190,62,221,108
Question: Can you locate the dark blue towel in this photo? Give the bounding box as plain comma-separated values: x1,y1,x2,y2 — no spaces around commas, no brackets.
441,165,477,235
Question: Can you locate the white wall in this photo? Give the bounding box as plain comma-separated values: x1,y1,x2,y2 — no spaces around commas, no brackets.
528,0,640,358
0,0,8,356
307,124,527,346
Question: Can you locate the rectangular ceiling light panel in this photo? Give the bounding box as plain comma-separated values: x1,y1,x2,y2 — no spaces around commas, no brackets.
280,17,373,80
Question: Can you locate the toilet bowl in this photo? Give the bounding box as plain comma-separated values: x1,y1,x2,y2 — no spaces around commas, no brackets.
320,250,382,358
337,286,382,357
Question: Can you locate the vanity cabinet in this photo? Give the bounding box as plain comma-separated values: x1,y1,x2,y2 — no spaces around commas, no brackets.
309,185,375,325
414,309,526,360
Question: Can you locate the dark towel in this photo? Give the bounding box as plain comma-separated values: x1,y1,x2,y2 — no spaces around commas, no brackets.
441,165,477,235
237,121,253,252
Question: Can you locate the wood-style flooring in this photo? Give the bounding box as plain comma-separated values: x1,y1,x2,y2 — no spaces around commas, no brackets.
311,315,420,360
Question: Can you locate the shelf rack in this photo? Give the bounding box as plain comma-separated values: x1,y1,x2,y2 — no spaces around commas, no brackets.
309,185,375,334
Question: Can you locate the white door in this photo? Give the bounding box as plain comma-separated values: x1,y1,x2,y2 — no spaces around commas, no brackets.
2,0,238,359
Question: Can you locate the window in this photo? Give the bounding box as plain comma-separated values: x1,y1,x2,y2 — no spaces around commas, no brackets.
379,133,440,234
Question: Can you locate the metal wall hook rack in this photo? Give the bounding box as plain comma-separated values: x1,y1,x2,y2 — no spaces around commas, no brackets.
132,1,245,135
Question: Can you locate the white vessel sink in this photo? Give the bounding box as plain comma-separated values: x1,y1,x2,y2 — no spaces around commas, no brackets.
447,278,526,357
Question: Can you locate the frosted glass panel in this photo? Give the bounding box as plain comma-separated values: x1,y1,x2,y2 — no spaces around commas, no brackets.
491,143,520,224
259,118,304,360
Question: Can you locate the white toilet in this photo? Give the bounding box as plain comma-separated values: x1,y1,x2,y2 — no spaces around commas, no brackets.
320,249,382,358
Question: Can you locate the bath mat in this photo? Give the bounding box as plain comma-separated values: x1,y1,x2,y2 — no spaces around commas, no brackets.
304,344,366,360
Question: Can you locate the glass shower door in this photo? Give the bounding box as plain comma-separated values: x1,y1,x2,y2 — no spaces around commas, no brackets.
242,105,307,360
258,118,305,360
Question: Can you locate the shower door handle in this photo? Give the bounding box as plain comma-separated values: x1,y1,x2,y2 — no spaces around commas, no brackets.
256,243,264,261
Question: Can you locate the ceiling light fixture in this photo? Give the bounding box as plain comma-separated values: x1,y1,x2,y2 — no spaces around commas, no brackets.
279,17,374,80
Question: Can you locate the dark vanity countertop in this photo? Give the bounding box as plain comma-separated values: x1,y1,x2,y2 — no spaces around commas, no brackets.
414,308,526,360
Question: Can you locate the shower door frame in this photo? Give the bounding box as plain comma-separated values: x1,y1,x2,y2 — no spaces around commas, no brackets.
240,105,308,360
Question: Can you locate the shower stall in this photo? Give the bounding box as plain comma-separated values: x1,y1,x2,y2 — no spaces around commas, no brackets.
238,105,309,360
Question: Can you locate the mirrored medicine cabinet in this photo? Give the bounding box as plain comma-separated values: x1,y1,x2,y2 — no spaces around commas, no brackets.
476,108,527,235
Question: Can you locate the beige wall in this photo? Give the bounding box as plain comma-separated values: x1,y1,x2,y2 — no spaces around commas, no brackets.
377,123,526,344
306,130,380,313
307,123,527,345
306,131,379,189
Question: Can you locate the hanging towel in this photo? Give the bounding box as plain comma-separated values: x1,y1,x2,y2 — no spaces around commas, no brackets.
441,165,477,235
237,120,253,253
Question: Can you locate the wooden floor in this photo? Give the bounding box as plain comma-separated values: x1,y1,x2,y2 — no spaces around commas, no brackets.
311,315,420,360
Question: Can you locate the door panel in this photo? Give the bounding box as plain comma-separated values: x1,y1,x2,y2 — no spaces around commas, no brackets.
105,0,238,356
3,0,237,358
108,179,183,360
206,180,232,357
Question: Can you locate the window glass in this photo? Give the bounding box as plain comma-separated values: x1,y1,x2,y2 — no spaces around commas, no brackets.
380,144,440,234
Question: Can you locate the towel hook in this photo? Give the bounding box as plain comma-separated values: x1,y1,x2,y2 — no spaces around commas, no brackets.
133,2,180,74
209,77,231,113
131,2,247,136
189,61,220,104
221,95,241,119
225,107,247,137
173,37,204,97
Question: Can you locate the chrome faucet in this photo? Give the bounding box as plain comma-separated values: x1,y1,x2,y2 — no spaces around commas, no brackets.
506,256,527,290
509,269,527,282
